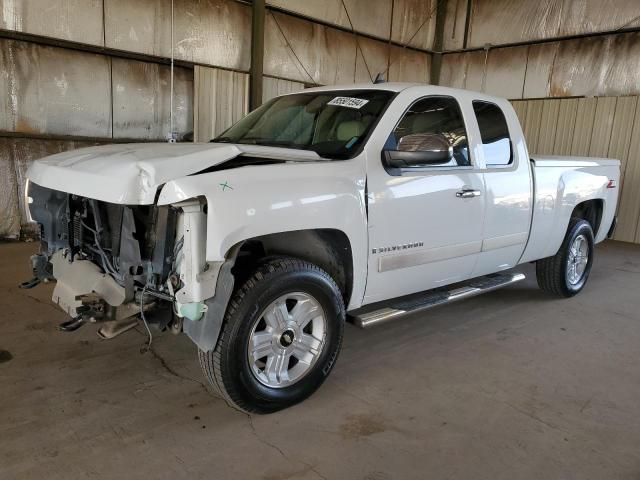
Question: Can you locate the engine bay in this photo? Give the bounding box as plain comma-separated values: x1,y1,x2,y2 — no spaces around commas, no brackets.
26,181,182,334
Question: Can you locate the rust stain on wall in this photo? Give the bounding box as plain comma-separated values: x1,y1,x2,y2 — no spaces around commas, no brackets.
0,0,104,46
391,0,437,50
264,12,357,85
267,0,393,41
0,39,112,137
465,0,640,49
112,58,193,140
442,31,640,100
105,0,251,71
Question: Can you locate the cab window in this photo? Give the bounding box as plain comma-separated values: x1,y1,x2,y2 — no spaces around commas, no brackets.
472,101,513,166
388,96,471,167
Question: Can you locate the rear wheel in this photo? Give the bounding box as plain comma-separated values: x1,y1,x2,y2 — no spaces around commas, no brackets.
536,218,594,297
199,257,345,414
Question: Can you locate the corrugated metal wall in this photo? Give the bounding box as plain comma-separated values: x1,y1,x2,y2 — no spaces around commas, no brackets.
267,0,437,50
512,96,640,244
263,11,431,85
0,39,112,137
1,0,252,68
440,31,640,99
112,59,193,140
262,77,305,103
105,0,251,71
443,0,640,50
267,0,395,42
194,66,249,141
0,0,105,44
0,39,195,139
195,75,305,138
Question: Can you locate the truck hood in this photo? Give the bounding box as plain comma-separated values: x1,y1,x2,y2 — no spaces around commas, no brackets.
27,142,322,204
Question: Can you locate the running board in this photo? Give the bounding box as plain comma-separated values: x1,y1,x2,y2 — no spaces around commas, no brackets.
352,272,525,329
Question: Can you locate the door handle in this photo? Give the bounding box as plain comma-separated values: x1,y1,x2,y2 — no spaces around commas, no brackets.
456,189,481,198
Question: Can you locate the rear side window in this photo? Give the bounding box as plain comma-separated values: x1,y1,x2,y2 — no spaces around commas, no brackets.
472,101,512,166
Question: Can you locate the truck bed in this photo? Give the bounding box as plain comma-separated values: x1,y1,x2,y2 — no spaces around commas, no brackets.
531,154,620,168
519,155,620,264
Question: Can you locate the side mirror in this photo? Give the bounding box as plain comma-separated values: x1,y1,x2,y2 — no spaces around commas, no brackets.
383,133,453,168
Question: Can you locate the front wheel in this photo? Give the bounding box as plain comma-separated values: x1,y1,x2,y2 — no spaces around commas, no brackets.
536,218,595,297
199,258,345,414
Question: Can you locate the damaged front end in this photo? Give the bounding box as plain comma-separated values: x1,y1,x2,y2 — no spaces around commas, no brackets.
24,181,209,339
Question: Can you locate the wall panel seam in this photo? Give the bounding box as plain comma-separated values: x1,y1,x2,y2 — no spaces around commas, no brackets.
265,4,436,54
441,26,640,54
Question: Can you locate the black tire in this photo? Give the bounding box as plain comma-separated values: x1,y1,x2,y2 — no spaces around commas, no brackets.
199,257,345,414
536,218,595,297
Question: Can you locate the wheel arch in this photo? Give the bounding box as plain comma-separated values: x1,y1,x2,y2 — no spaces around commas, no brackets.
228,228,355,308
571,199,603,237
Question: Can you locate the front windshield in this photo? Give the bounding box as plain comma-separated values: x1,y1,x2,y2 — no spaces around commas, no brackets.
212,89,394,159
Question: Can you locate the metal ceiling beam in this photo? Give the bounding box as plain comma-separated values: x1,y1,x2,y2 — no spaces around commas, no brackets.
462,0,472,49
430,0,448,85
250,0,266,110
0,28,252,75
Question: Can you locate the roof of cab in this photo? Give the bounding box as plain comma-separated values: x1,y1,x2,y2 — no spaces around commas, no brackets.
302,82,421,93
299,82,508,103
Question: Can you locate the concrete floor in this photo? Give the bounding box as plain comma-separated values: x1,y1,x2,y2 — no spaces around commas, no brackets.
1,241,639,480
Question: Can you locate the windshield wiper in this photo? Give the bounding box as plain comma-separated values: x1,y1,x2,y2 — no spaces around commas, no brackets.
237,138,305,148
210,136,234,143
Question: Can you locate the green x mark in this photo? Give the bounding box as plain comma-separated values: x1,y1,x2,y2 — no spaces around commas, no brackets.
219,181,233,191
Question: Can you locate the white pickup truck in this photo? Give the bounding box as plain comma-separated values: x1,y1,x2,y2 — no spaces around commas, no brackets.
24,83,619,413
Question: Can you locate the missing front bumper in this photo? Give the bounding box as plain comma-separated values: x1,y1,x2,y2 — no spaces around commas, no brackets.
50,250,130,319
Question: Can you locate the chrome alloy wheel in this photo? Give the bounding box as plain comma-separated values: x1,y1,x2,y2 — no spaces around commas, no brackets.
247,292,327,388
567,234,589,285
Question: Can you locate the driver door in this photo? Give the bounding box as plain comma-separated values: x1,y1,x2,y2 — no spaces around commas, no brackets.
364,95,486,304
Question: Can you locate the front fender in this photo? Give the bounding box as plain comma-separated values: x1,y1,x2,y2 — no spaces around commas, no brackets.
158,158,368,310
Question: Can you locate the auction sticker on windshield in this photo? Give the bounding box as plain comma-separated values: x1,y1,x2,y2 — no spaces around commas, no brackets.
327,97,369,109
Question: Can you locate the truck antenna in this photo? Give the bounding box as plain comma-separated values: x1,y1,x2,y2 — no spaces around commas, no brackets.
374,72,386,84
168,0,176,143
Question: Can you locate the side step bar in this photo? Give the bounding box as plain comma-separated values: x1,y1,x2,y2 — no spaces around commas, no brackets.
352,272,525,328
